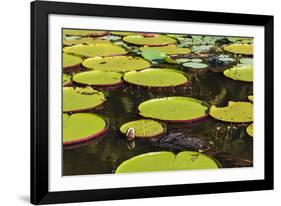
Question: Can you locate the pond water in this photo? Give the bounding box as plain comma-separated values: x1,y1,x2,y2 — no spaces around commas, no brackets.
63,45,253,175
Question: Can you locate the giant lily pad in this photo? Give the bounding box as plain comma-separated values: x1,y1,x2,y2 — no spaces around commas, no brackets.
140,45,191,55
63,29,108,37
110,31,140,36
120,119,167,138
115,151,220,173
123,35,177,46
223,65,253,82
138,97,209,122
63,44,128,58
63,53,82,68
63,37,111,46
210,101,253,123
63,113,107,145
223,44,253,55
123,68,190,87
183,62,208,69
83,56,151,72
73,71,123,86
246,124,253,137
63,87,105,112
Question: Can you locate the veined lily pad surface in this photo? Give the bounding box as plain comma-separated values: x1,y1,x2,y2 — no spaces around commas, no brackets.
123,68,189,87
73,71,123,86
224,65,253,82
210,101,253,123
120,119,166,138
83,56,151,72
123,35,177,46
115,151,220,173
223,44,253,55
63,53,82,68
63,87,105,112
140,45,191,55
246,124,253,137
63,38,111,46
63,113,107,145
138,97,209,122
63,44,128,58
63,29,108,37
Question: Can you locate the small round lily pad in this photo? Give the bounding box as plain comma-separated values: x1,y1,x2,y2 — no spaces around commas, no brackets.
183,62,208,69
63,44,128,58
248,95,253,102
140,45,191,55
63,29,108,37
63,87,105,112
73,71,123,86
123,68,190,87
63,37,111,46
223,43,253,55
123,35,177,46
138,97,209,122
223,65,253,82
115,151,220,173
63,113,108,145
120,119,167,138
246,124,253,137
83,56,151,72
63,53,82,68
210,101,253,123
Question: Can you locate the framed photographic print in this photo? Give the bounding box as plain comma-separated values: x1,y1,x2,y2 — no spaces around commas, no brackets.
31,0,274,204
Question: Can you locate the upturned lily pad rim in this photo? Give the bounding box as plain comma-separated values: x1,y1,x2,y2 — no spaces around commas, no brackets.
120,119,167,138
63,113,109,145
123,68,191,88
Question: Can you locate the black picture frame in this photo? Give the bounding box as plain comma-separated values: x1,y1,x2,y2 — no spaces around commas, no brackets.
31,0,274,204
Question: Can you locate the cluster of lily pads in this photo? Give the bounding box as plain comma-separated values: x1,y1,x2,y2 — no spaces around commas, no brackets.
62,29,254,173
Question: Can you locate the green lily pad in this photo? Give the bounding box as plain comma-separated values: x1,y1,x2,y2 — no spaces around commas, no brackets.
63,113,107,145
123,35,177,46
140,45,191,55
218,55,235,63
239,58,253,65
63,53,82,68
63,37,111,46
63,44,128,58
83,56,151,72
248,95,253,102
63,87,105,112
73,71,123,86
123,68,189,87
110,31,140,36
138,97,209,122
63,29,108,37
120,119,166,138
115,151,220,173
210,101,253,123
246,124,253,137
141,48,166,62
63,74,71,86
223,44,253,55
183,62,208,69
223,65,253,82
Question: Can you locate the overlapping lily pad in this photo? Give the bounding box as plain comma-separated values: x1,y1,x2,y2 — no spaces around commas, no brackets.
83,56,151,72
115,151,220,173
63,38,111,46
210,101,253,123
63,29,108,37
63,113,108,145
63,87,105,112
120,119,167,138
63,53,83,68
73,71,123,86
123,68,190,87
63,44,128,58
246,124,253,137
140,45,191,55
123,35,177,46
138,97,209,122
223,44,253,55
223,65,253,82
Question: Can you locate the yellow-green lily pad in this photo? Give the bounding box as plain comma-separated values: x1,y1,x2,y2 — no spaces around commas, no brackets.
223,65,253,82
223,44,253,55
138,97,209,122
63,87,105,112
63,29,108,37
123,35,177,46
123,68,190,87
120,119,167,138
73,71,123,86
246,124,253,137
63,74,71,86
63,53,82,68
63,113,107,145
110,31,140,36
63,37,111,46
210,101,253,123
115,151,220,173
248,95,253,102
140,45,191,55
83,56,151,72
63,44,128,58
